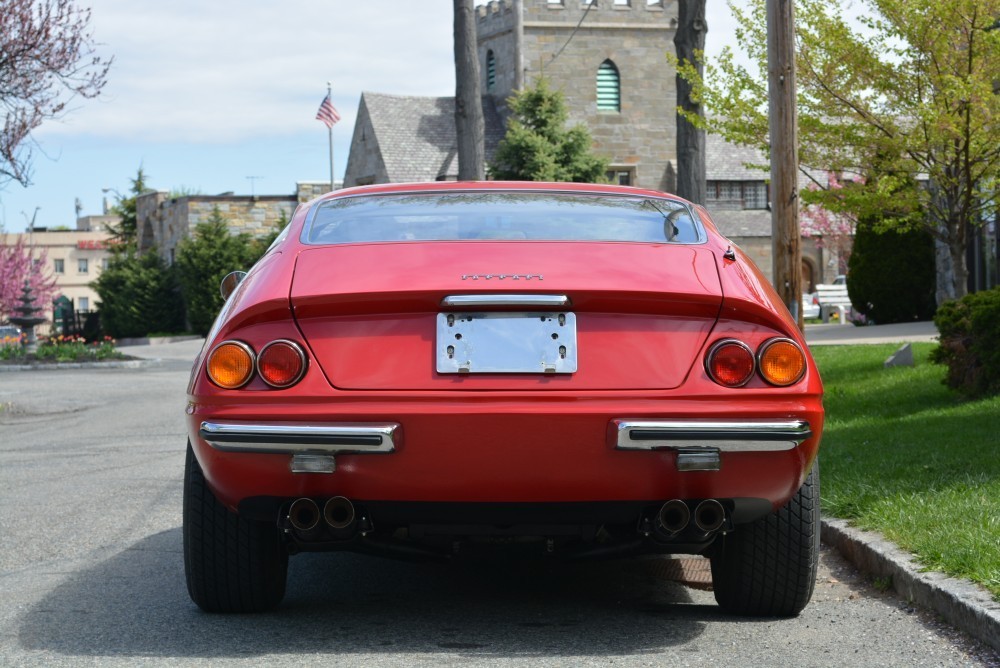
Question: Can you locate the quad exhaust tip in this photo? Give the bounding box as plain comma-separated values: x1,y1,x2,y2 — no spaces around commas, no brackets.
288,498,321,532
657,499,691,535
323,496,356,530
694,499,726,533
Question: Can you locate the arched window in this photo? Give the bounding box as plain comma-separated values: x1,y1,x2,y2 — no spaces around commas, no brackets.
596,60,620,112
486,50,496,92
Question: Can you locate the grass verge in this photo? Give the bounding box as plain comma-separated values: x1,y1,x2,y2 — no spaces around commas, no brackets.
813,343,1000,599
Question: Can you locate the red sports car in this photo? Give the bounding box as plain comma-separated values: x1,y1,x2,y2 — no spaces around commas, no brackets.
183,181,823,616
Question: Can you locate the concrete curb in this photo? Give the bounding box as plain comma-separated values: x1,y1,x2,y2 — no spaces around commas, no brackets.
117,335,202,347
0,358,162,372
822,517,1000,652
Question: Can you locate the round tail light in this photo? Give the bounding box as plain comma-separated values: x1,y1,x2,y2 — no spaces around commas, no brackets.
257,340,307,388
758,338,807,386
207,341,255,389
706,339,755,387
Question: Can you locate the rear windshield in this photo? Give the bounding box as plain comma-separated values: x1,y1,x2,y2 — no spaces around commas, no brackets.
302,192,704,245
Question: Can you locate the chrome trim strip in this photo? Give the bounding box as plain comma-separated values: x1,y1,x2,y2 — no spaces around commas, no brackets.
441,294,570,308
199,421,398,454
614,419,811,452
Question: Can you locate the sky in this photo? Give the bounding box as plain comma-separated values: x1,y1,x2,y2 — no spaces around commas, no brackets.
0,0,746,233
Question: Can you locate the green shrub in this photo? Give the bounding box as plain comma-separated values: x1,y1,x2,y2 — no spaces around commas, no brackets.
847,219,936,324
932,288,1000,398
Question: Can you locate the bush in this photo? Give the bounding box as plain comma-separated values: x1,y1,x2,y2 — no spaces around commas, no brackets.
847,219,936,324
93,250,185,339
932,288,1000,398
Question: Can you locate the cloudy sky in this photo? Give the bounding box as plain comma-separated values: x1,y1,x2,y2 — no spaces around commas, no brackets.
0,0,747,232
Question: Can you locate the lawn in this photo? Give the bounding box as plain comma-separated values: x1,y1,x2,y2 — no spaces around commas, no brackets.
812,343,1000,599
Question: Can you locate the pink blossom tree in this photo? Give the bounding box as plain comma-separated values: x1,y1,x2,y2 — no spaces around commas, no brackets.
0,235,59,323
799,172,862,276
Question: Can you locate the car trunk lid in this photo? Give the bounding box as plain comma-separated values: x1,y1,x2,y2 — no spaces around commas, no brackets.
290,242,722,390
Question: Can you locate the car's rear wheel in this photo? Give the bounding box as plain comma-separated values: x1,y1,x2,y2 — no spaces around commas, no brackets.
183,442,288,612
710,463,820,617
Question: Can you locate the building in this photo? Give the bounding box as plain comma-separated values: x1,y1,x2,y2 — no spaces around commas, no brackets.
342,0,839,286
1,220,116,332
136,181,334,262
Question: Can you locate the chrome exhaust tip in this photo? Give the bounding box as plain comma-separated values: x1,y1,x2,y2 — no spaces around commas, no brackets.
693,499,726,533
323,496,356,530
288,498,321,532
657,499,691,535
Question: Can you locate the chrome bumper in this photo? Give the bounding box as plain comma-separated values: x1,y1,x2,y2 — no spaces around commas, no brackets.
614,419,812,452
199,421,399,454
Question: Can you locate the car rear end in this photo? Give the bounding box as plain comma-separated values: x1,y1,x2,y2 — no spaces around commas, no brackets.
184,183,823,615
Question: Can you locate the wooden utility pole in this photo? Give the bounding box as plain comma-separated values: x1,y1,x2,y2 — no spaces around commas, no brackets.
674,0,707,204
454,0,486,180
767,0,802,328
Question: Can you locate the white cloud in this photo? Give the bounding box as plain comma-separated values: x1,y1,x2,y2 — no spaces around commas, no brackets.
41,0,457,142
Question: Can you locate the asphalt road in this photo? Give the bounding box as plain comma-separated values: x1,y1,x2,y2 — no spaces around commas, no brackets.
1,340,996,667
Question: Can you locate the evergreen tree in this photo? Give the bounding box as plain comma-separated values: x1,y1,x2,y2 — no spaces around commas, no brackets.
93,250,184,338
489,78,608,182
174,207,260,335
106,167,147,251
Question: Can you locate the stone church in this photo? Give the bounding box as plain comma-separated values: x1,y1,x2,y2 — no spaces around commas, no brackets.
342,0,838,287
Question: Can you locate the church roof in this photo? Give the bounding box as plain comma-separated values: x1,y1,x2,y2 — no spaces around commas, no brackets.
361,92,505,182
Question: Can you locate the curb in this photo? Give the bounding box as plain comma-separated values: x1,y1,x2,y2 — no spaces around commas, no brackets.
822,517,1000,652
117,335,202,347
0,359,162,372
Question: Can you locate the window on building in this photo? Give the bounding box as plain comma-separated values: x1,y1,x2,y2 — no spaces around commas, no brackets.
596,60,621,112
606,168,635,186
706,181,769,210
486,50,496,92
614,0,631,5
78,297,89,311
78,258,89,274
102,258,110,271
54,259,65,274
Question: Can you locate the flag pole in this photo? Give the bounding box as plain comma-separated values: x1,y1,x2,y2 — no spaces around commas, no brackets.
327,81,334,192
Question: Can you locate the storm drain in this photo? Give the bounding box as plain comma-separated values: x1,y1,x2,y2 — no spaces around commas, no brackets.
655,557,713,591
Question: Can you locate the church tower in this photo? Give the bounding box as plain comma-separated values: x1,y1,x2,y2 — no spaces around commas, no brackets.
476,0,679,191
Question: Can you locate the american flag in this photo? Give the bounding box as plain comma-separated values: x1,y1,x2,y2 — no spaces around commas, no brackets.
315,94,341,128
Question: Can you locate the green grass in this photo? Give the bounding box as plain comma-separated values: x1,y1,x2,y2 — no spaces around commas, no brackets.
813,343,1000,599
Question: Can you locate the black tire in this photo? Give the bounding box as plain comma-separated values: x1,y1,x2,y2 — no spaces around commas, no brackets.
183,442,288,612
710,463,820,617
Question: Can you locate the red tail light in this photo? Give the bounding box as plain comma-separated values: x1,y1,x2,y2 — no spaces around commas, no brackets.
705,339,755,387
257,340,307,388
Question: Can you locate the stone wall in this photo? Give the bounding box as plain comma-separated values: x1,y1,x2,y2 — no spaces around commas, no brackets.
137,191,298,263
480,0,678,191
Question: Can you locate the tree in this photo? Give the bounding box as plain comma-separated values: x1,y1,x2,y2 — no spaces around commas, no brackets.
673,0,708,204
0,0,113,186
0,232,58,323
105,167,148,250
174,207,261,336
489,78,609,182
678,0,1000,302
92,250,184,338
453,0,485,180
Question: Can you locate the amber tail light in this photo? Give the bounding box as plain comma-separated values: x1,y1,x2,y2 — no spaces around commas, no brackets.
257,340,307,388
757,338,806,386
207,341,255,389
705,339,756,387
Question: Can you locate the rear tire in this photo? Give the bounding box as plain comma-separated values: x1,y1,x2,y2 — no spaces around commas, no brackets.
710,463,820,617
183,442,288,612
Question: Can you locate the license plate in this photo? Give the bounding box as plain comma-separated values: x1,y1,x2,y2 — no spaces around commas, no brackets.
436,312,578,373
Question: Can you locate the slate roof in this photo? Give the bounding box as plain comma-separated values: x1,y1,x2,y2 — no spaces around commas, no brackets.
705,133,769,181
361,92,505,182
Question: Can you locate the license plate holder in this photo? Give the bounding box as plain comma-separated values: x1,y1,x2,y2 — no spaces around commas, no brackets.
436,312,578,374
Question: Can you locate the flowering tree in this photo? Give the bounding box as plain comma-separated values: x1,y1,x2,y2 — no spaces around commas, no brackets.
799,172,862,275
0,0,113,186
0,234,58,322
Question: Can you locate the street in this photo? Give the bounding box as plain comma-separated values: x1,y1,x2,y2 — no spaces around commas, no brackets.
1,340,996,667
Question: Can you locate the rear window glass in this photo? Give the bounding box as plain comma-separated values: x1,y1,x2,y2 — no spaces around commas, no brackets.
302,192,704,245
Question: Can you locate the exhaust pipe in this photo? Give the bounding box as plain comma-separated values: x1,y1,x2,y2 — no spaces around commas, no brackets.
693,499,726,534
288,498,321,532
656,499,691,536
323,496,356,530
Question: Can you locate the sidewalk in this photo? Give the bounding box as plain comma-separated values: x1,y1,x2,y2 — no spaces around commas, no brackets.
805,320,938,346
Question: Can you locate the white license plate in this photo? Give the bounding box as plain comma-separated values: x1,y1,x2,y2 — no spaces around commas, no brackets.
436,312,578,374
